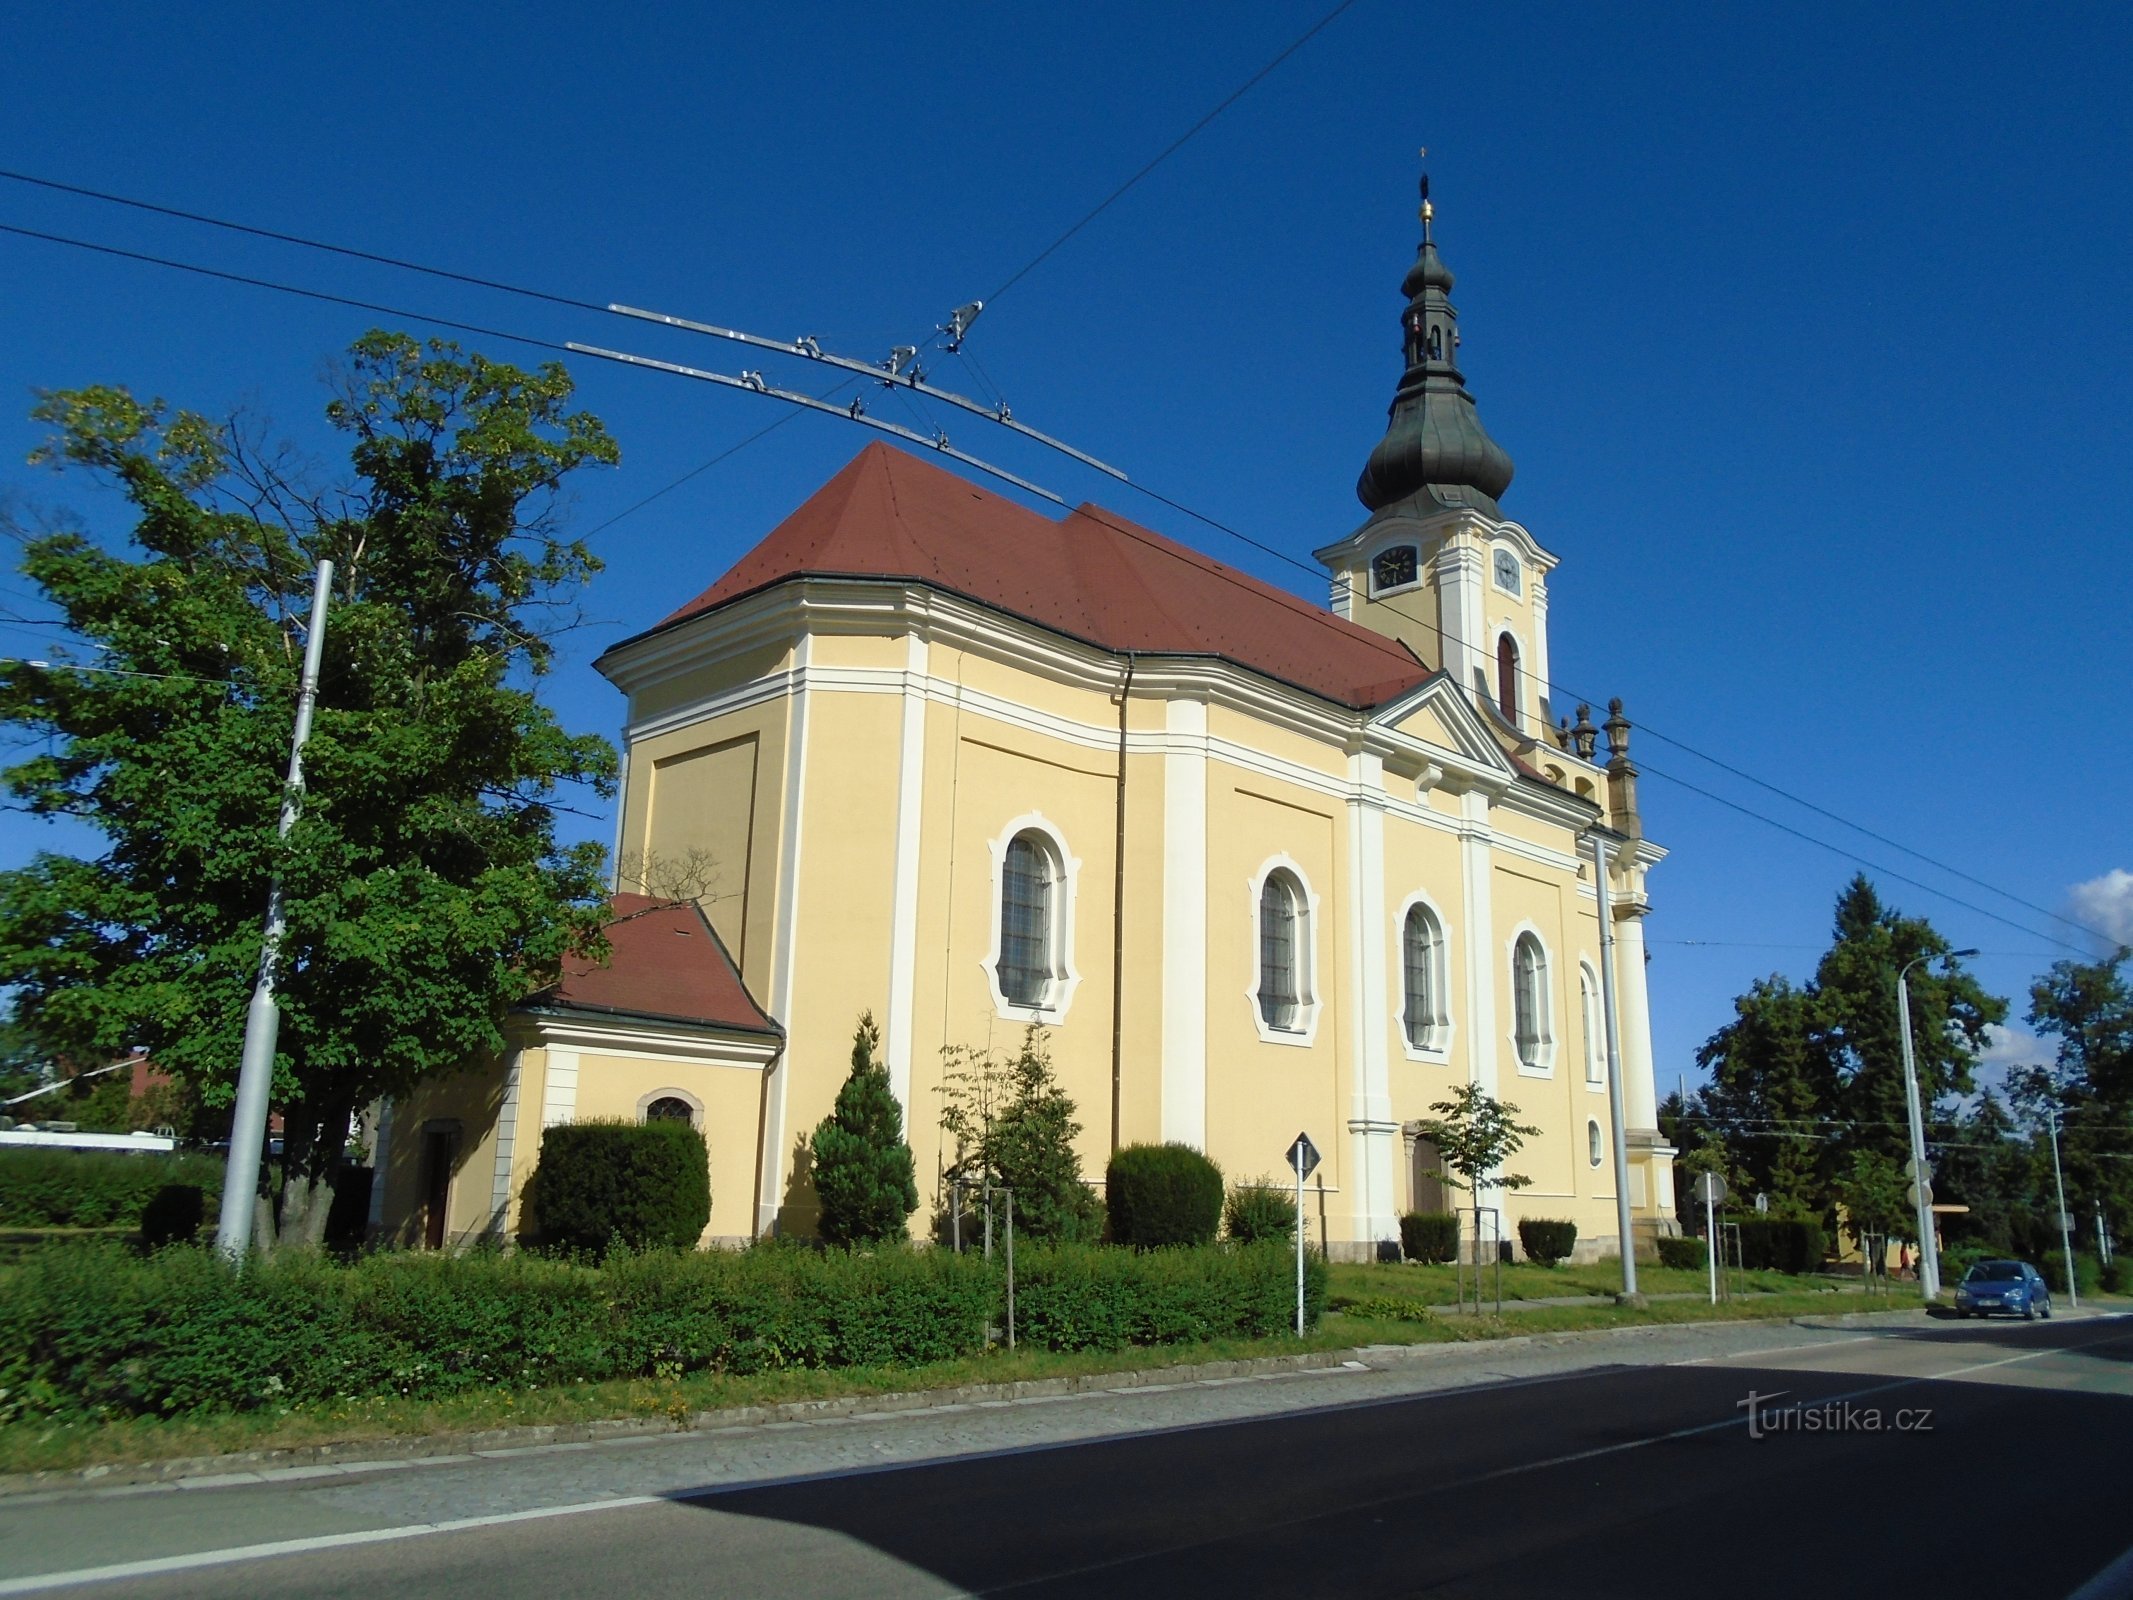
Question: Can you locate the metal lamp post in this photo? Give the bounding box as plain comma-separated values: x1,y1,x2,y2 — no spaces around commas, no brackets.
1895,947,1977,1302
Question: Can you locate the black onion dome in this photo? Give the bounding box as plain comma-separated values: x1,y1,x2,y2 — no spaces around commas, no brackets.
1357,198,1515,517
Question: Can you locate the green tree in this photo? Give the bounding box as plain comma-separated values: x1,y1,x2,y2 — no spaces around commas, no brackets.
0,332,619,1247
1696,976,1831,1217
1836,1148,1909,1247
810,1011,919,1246
1414,1082,1540,1205
2019,948,2133,1245
939,1026,1100,1243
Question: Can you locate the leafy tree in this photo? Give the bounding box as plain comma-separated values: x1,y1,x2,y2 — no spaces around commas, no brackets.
809,1011,919,1246
0,332,619,1247
1696,976,1830,1216
2016,948,2133,1247
1414,1082,1540,1204
938,1026,1100,1243
1836,1148,1909,1247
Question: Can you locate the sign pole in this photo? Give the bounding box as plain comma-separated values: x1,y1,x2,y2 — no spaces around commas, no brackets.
1295,1145,1307,1336
1705,1181,1718,1305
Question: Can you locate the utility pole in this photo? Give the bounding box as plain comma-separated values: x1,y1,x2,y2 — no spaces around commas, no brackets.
2046,1105,2078,1309
1895,949,1974,1302
1589,831,1640,1302
215,561,334,1262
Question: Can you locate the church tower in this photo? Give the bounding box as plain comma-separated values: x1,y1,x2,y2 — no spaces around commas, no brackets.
1314,168,1559,748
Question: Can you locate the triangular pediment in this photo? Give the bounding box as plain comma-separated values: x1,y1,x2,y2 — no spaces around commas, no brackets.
1369,672,1518,777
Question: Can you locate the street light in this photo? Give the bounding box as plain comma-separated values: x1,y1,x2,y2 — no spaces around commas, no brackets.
1896,947,1977,1302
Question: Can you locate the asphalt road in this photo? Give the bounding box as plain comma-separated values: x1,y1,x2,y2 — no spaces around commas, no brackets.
5,1310,2132,1599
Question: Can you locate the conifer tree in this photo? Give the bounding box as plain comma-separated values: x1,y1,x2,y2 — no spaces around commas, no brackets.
810,1011,918,1246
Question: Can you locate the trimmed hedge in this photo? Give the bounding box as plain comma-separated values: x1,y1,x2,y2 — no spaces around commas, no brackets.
0,1243,999,1421
2042,1249,2103,1298
0,1149,225,1229
1012,1242,1323,1350
1657,1235,1706,1270
1730,1218,1826,1274
1105,1144,1224,1249
1223,1182,1298,1245
1399,1211,1459,1265
1517,1218,1578,1267
530,1120,710,1255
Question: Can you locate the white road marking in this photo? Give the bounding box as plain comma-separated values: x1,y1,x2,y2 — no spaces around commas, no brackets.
0,1495,662,1596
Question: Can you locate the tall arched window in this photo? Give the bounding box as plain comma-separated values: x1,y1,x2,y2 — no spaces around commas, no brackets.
1497,633,1520,727
1580,964,1604,1086
1588,1119,1604,1167
999,831,1058,1007
1259,872,1301,1031
1402,901,1448,1051
1513,932,1549,1070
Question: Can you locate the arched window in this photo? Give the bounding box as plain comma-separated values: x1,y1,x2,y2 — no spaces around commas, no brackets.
1588,1119,1604,1168
1401,901,1448,1052
999,831,1058,1007
1426,326,1443,361
644,1095,696,1125
1496,633,1520,727
1512,932,1549,1070
1580,964,1604,1086
1259,872,1302,1031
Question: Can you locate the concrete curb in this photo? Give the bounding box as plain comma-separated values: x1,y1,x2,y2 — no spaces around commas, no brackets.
0,1303,1920,1500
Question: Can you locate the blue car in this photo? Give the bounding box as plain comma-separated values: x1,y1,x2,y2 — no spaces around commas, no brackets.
1954,1259,2053,1320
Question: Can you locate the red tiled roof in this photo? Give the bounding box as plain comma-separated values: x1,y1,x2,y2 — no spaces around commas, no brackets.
536,894,780,1035
636,442,1434,711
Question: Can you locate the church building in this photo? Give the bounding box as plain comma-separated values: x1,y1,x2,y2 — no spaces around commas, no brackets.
374,181,1677,1260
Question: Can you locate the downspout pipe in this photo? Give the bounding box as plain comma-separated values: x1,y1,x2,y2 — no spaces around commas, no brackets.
1109,652,1136,1153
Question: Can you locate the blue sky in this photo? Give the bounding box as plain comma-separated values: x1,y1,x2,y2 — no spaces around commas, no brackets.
2,2,2128,1093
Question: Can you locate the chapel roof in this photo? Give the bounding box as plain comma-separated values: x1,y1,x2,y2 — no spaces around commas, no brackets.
624,440,1435,712
531,893,781,1036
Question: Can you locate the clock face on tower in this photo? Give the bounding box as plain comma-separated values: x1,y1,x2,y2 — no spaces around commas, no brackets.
1372,545,1418,593
1493,549,1521,595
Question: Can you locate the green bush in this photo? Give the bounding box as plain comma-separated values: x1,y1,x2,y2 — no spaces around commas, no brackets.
1223,1180,1298,1245
1105,1144,1224,1249
1399,1211,1459,1264
811,1013,919,1247
2042,1249,2103,1299
1657,1234,1706,1270
1731,1218,1826,1274
139,1184,206,1249
1011,1241,1320,1350
1517,1218,1577,1267
0,1148,224,1229
2100,1257,2125,1295
530,1120,710,1256
1939,1242,1997,1285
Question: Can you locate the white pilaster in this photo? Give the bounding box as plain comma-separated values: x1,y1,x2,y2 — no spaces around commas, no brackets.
1435,539,1486,693
760,635,813,1235
540,1048,580,1128
487,1049,522,1240
883,632,929,1116
1344,750,1397,1249
1530,576,1552,723
1160,696,1208,1146
1458,787,1504,1220
1613,894,1660,1133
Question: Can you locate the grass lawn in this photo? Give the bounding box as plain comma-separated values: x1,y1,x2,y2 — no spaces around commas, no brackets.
1327,1257,1822,1306
0,1280,1881,1481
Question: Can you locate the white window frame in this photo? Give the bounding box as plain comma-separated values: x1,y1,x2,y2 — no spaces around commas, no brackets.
1506,922,1556,1076
1246,854,1320,1046
1588,1118,1604,1168
637,1088,705,1128
1395,890,1454,1062
1580,961,1606,1090
983,813,1082,1023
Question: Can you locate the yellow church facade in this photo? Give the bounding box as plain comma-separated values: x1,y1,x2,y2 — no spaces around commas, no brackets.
373,191,1675,1260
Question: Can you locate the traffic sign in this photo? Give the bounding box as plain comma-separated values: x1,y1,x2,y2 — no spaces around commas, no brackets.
1906,1181,1935,1209
1286,1132,1321,1180
1693,1172,1728,1205
1903,1158,1935,1182
2059,1212,2078,1232
1755,1192,1769,1215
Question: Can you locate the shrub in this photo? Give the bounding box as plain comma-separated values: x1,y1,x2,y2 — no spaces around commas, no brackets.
139,1184,206,1249
1518,1218,1577,1267
530,1120,710,1256
2101,1257,2125,1295
1011,1241,1321,1350
2042,1250,2103,1299
1657,1234,1706,1270
1224,1180,1299,1245
811,1013,920,1247
1939,1242,1996,1285
1399,1211,1459,1264
1732,1217,1826,1274
1106,1144,1224,1249
0,1148,224,1229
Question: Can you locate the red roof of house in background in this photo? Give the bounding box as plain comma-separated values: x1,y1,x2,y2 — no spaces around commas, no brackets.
535,894,780,1036
637,441,1435,711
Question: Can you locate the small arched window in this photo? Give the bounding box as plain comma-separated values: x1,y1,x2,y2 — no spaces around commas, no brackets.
1588,1119,1604,1168
999,831,1058,1007
1497,633,1520,727
644,1095,696,1127
1580,964,1604,1086
1401,902,1448,1051
1259,872,1302,1031
1426,326,1443,361
1513,932,1549,1069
